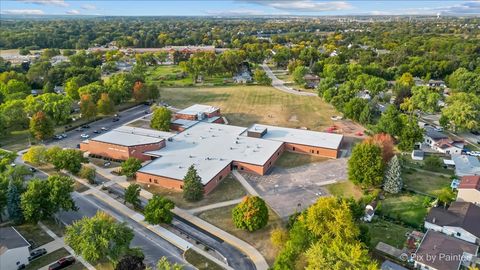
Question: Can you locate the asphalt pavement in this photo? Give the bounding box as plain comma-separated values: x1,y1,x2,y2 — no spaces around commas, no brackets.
48,104,151,149
57,193,194,269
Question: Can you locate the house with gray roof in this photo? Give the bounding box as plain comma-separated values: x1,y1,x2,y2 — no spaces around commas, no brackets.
452,154,480,177
0,227,30,270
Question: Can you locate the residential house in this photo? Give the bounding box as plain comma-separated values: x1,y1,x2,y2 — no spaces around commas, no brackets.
357,90,372,100
457,176,480,205
413,77,424,86
424,127,464,155
452,154,480,177
424,202,480,244
233,62,252,84
428,80,446,88
0,227,31,270
413,230,478,270
54,85,65,95
380,260,408,270
303,74,320,89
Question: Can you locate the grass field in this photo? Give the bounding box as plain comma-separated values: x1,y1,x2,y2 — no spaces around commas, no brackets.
14,223,54,247
184,249,223,270
142,174,247,209
160,86,338,131
325,181,364,200
364,219,411,249
275,152,329,168
25,248,85,270
402,167,451,196
380,194,429,227
146,65,232,87
197,205,283,266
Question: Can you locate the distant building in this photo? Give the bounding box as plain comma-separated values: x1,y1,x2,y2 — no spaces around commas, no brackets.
451,155,480,177
0,227,30,270
174,104,222,122
303,74,320,89
428,80,446,88
414,230,478,270
457,176,480,205
424,202,480,244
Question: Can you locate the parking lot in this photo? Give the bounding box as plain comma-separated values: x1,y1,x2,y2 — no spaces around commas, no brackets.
242,158,348,218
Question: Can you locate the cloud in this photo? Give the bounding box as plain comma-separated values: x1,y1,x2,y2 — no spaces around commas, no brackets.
66,9,80,15
366,1,480,15
17,0,68,7
2,9,45,15
242,0,352,12
81,4,96,10
204,8,268,16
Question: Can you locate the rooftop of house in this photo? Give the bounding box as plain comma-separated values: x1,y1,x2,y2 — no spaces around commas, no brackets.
0,227,30,255
139,122,283,184
425,202,480,238
380,260,408,270
425,126,448,141
88,126,175,147
244,124,343,150
412,150,424,157
176,104,219,116
452,154,480,177
459,176,480,190
414,230,478,270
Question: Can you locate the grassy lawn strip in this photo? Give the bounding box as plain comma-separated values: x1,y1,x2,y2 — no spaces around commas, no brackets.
197,204,283,266
364,219,411,249
142,174,246,209
402,167,451,196
275,152,329,168
94,259,115,270
42,218,66,237
159,86,338,131
380,194,428,228
145,65,232,87
25,248,69,270
325,181,364,200
184,249,223,270
14,223,54,247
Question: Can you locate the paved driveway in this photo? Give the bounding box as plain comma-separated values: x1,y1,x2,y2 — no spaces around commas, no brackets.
242,158,348,218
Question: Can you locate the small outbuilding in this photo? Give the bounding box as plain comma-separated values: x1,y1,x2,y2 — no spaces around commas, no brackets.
411,150,424,161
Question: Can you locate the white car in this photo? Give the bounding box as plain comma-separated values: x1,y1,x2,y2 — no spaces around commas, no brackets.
80,134,90,139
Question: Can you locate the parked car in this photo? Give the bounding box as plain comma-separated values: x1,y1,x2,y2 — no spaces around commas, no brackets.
93,130,100,134
76,144,80,148
17,264,26,269
29,167,37,173
471,130,480,135
48,257,76,270
112,117,120,122
104,161,111,167
28,248,47,261
61,133,67,138
80,134,90,139
101,127,108,131
82,125,90,129
54,135,63,140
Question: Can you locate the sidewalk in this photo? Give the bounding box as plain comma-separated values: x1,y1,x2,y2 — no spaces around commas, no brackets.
187,198,243,214
231,170,259,196
260,63,316,97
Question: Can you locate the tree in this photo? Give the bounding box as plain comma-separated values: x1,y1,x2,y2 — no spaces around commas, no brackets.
424,155,442,169
51,149,87,174
343,98,368,122
218,50,246,75
132,81,148,102
437,187,455,208
383,155,402,194
105,73,134,104
396,72,414,89
29,111,54,140
0,99,28,129
115,254,145,270
97,93,115,115
232,196,269,232
375,106,403,137
120,157,142,178
270,228,289,250
366,133,395,162
398,115,424,151
441,92,480,131
253,69,271,85
78,81,105,102
21,175,76,223
144,195,174,225
65,76,84,100
7,179,24,224
65,211,134,263
24,93,73,124
410,86,441,113
446,67,480,94
348,141,385,188
292,66,309,85
156,257,183,270
79,166,96,184
150,106,171,131
79,94,97,120
23,145,48,165
182,165,203,202
124,184,141,209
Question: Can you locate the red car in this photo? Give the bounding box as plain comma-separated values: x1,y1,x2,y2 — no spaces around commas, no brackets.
48,257,76,270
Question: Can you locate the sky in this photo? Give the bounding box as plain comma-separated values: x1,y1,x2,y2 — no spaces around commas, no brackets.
1,0,480,16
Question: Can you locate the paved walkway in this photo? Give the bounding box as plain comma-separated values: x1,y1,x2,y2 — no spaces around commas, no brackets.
260,63,317,96
187,198,243,214
231,170,260,196
37,222,95,270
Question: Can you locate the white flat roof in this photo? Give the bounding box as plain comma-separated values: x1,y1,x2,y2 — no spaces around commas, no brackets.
139,122,283,184
91,126,175,147
176,104,218,116
245,124,343,150
172,119,199,128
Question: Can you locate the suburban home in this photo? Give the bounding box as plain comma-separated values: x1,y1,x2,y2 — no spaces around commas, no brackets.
451,154,480,177
362,200,377,222
0,227,31,270
380,260,408,270
457,176,480,205
424,202,480,244
303,74,320,89
414,230,478,270
428,79,446,88
411,150,425,161
423,127,464,155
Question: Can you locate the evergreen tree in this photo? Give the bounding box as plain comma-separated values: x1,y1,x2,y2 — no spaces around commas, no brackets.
383,155,402,194
7,180,24,224
182,165,203,202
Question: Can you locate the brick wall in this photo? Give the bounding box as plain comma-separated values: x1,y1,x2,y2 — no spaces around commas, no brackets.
285,142,339,158
80,140,164,161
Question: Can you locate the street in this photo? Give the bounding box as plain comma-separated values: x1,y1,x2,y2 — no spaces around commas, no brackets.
48,104,151,148
57,192,194,269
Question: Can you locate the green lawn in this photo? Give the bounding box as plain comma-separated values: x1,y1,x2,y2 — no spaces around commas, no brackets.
197,205,283,266
402,156,454,175
42,218,66,237
145,65,233,87
275,151,329,168
0,129,31,152
25,248,70,270
141,174,247,209
184,249,223,270
364,219,411,249
325,181,364,200
402,167,451,196
380,194,429,227
14,223,54,247
160,86,338,131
